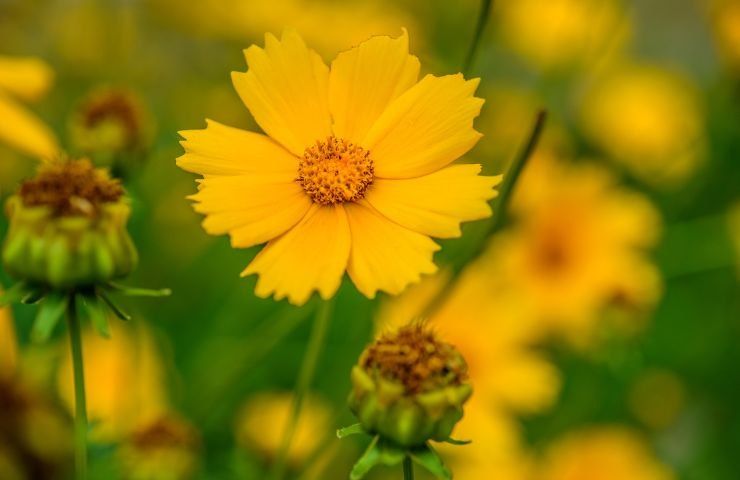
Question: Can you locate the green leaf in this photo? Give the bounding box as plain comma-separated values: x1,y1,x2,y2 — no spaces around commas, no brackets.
350,436,381,480
442,437,472,446
81,293,110,338
409,444,452,480
337,423,365,439
106,282,172,297
31,293,68,343
98,291,132,321
0,282,29,307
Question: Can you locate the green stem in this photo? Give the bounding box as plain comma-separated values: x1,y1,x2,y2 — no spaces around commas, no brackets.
269,299,334,480
463,0,494,74
421,110,547,318
403,456,414,480
66,294,88,480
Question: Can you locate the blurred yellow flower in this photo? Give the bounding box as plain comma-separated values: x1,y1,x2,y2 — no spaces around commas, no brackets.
709,0,740,71
0,56,59,160
489,153,662,346
497,0,627,71
629,369,686,431
178,30,500,305
537,427,674,480
580,65,705,187
235,391,331,468
0,300,17,377
57,321,168,442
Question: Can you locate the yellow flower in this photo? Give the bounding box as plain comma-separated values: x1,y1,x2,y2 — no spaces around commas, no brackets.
579,65,705,187
537,427,674,480
0,56,59,160
497,0,627,71
178,30,500,305
0,297,17,377
235,391,331,467
487,152,662,346
57,321,168,442
709,0,740,71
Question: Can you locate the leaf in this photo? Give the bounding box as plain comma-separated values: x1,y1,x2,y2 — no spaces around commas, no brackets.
350,436,381,480
81,293,110,338
31,293,68,343
337,423,366,439
21,288,46,305
0,282,29,307
106,282,172,297
98,291,132,321
409,443,452,480
442,437,472,446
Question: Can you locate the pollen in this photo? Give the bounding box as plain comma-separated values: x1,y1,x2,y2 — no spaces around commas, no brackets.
297,136,374,205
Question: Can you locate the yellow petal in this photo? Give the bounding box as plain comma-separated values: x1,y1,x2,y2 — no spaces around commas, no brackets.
190,173,311,248
345,202,439,298
362,74,484,179
242,205,351,305
365,164,502,238
232,30,332,156
0,302,17,376
0,56,54,101
0,93,59,160
177,119,297,176
329,29,420,145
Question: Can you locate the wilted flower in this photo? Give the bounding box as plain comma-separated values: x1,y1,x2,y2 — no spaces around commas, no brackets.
0,56,59,160
178,30,500,305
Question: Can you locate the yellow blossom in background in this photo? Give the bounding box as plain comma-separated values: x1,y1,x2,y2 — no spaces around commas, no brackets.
57,321,168,442
497,0,627,71
629,369,686,431
235,391,331,467
178,30,500,304
487,152,662,347
0,56,59,160
580,65,705,187
537,427,674,480
148,0,420,57
709,0,740,72
0,298,17,377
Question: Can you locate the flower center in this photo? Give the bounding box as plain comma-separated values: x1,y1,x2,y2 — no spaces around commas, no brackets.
297,136,374,205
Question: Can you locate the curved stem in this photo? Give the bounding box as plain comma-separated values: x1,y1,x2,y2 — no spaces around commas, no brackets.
66,295,88,480
403,456,414,480
463,0,494,75
269,299,334,480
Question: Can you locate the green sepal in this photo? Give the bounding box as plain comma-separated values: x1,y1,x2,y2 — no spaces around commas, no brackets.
349,436,410,479
442,437,471,446
21,288,47,305
81,292,111,338
350,436,381,480
0,282,30,307
98,290,132,321
409,443,452,480
31,292,68,343
377,441,405,466
105,282,171,297
337,423,366,439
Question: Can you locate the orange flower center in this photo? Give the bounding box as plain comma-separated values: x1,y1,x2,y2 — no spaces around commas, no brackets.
297,136,374,205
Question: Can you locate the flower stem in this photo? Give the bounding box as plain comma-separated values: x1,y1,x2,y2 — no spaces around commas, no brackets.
270,299,334,480
463,0,494,74
403,456,414,480
66,295,88,480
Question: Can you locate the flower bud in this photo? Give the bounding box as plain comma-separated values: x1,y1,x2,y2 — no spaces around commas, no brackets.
348,324,472,448
2,159,137,290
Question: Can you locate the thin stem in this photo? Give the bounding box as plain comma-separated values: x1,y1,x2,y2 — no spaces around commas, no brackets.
421,110,548,318
403,456,414,480
66,294,88,480
269,299,334,480
463,0,494,75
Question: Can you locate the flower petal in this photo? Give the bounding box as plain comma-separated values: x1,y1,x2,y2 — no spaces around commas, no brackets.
329,29,420,145
0,92,58,160
242,205,351,305
231,30,332,156
189,173,311,249
365,164,502,238
177,119,297,176
345,202,439,298
0,56,54,101
362,74,484,179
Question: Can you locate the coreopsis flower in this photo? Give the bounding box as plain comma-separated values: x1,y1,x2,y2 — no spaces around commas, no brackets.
177,30,500,305
235,391,331,468
579,65,705,187
0,56,59,160
537,427,674,480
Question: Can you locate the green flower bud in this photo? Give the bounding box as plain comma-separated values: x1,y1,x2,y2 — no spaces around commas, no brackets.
348,324,472,448
2,159,137,290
